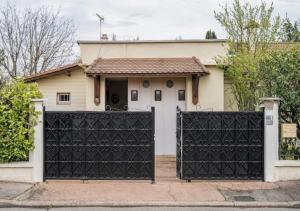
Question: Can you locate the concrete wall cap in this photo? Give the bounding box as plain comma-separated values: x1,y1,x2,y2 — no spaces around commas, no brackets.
77,39,228,44
31,98,48,102
260,97,282,102
274,160,300,167
0,161,33,168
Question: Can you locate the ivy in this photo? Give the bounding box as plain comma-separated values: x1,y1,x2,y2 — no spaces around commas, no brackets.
0,80,42,162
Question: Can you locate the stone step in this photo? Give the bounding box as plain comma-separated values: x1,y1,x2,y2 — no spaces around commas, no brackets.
156,172,177,176
156,177,181,182
154,156,177,182
156,173,176,177
155,156,176,161
155,164,176,168
156,162,176,165
156,162,176,164
156,167,176,171
156,158,176,161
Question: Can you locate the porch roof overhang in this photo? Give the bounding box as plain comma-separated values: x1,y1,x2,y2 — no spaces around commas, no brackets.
85,57,209,76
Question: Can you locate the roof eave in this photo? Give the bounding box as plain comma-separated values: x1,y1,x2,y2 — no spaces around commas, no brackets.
86,72,209,77
24,64,85,82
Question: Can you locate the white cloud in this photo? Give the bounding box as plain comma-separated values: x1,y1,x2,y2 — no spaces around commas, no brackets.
2,0,300,41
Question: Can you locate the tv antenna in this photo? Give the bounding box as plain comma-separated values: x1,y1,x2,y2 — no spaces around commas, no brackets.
96,13,104,39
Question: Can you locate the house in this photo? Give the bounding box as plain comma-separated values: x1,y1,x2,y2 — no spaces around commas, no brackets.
25,39,237,155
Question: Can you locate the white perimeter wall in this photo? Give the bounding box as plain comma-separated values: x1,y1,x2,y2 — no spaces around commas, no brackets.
0,162,33,182
274,161,300,181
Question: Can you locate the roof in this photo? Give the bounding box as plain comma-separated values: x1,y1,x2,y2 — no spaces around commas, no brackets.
86,57,209,76
24,63,83,82
77,39,227,45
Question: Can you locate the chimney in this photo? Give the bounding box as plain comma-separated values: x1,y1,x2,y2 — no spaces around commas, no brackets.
101,34,108,40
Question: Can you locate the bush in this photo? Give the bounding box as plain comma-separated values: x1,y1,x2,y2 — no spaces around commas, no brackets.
0,80,42,162
259,49,300,133
280,138,300,160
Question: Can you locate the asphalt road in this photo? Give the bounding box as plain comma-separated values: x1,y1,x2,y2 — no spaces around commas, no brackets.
0,207,299,211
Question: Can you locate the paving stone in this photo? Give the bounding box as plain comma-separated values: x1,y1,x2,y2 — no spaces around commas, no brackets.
221,189,295,202
0,182,33,200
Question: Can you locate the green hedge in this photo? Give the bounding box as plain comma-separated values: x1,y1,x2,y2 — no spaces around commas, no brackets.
280,138,300,160
0,80,42,162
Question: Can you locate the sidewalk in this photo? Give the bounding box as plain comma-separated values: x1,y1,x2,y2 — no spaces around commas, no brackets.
1,180,300,208
0,156,300,208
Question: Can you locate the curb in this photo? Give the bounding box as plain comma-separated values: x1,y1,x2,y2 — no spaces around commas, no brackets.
0,199,300,208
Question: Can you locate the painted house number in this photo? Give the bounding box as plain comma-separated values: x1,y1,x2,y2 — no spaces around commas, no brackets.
264,101,274,125
265,108,273,125
265,114,273,125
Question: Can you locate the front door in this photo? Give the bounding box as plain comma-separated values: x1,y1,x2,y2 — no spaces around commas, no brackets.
106,78,128,111
128,77,186,155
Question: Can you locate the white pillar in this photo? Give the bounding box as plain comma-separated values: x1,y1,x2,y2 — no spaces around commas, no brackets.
261,97,281,182
31,99,46,182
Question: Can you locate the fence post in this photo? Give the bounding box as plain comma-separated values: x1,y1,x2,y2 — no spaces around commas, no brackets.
31,99,45,182
180,109,183,180
261,97,281,182
151,106,155,183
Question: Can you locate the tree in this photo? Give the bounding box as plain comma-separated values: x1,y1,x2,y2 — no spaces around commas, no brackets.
0,2,76,78
280,16,300,42
0,49,6,89
259,50,300,132
205,30,217,39
218,50,263,111
215,0,280,54
214,0,281,111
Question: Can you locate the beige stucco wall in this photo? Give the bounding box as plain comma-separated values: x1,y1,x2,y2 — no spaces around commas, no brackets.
80,42,227,65
37,69,87,111
85,76,106,111
79,41,227,111
186,66,224,111
224,79,239,111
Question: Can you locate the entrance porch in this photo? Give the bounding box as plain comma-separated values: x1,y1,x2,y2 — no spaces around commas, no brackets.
88,57,209,155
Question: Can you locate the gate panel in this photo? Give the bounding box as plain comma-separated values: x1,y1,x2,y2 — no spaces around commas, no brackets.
176,107,182,178
44,109,155,180
177,111,264,180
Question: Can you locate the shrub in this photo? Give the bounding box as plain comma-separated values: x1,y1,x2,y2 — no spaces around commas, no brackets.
280,138,300,160
259,49,300,133
0,80,42,162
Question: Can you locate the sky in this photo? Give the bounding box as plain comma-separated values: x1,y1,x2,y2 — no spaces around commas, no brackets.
1,0,299,41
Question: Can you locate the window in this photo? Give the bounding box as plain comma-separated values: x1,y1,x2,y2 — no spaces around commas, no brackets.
154,90,162,101
178,90,185,101
131,90,138,101
57,93,71,104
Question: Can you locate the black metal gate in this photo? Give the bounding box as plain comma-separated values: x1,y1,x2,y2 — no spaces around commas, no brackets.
44,108,155,181
177,108,264,180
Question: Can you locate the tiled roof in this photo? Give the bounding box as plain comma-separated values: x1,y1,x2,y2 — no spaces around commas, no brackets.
86,57,209,75
24,63,83,82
